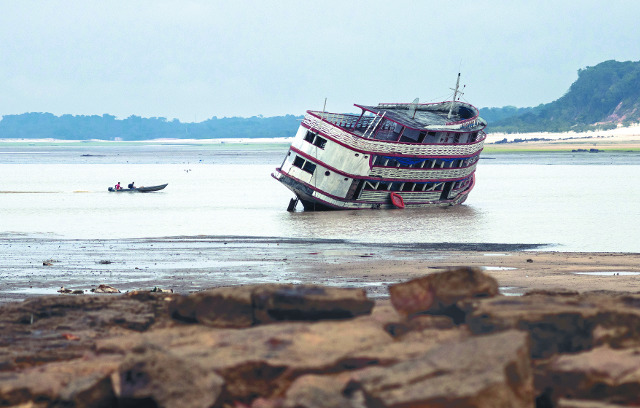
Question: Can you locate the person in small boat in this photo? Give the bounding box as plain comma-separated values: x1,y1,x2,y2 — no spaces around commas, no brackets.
128,181,135,189
115,182,122,190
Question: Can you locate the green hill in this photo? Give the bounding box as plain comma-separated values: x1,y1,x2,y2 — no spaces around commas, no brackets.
0,113,303,140
482,60,640,133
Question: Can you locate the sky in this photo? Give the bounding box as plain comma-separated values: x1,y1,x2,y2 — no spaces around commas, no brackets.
1,0,639,122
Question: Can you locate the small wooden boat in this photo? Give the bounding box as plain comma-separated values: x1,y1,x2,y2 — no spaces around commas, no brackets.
108,183,168,192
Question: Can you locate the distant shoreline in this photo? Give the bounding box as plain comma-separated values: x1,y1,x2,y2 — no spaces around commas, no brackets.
2,129,640,152
0,137,294,145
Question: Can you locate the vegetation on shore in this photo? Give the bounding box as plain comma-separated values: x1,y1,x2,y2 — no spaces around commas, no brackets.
3,59,640,140
481,60,640,133
0,113,303,141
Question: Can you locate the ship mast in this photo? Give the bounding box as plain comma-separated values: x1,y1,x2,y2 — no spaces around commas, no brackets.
447,73,461,119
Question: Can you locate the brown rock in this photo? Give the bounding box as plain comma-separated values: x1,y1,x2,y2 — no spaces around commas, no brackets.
97,317,393,404
171,284,374,328
463,292,640,359
252,284,374,324
352,330,534,408
170,285,255,327
283,374,365,408
91,284,121,293
389,267,499,322
115,343,224,408
536,346,640,406
0,356,121,407
0,294,178,371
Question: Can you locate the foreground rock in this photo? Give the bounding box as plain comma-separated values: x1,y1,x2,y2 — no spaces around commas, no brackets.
536,346,640,406
115,344,224,408
389,266,499,322
352,330,533,407
462,291,640,358
2,271,640,407
171,284,374,327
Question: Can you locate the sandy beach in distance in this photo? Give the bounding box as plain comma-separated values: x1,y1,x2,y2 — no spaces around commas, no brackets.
484,123,640,151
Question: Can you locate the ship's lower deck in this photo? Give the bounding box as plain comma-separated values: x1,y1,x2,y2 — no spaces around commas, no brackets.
273,171,473,211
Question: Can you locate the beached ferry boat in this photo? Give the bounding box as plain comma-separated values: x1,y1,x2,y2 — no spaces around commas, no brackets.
272,75,487,210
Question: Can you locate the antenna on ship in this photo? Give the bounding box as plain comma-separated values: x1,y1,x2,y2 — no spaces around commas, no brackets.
408,97,419,119
447,73,463,119
323,97,327,112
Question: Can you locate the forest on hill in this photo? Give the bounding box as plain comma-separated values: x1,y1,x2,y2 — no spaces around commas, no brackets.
2,60,639,139
481,60,640,133
0,113,303,140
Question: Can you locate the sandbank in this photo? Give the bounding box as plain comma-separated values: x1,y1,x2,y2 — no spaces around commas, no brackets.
485,124,640,152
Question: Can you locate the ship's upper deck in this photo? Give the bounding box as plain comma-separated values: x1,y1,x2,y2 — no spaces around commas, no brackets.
306,100,487,146
355,101,486,132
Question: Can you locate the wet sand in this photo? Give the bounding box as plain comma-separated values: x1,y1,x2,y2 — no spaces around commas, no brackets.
2,236,639,304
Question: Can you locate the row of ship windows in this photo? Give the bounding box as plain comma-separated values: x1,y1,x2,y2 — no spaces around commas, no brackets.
292,155,317,174
304,131,327,149
304,130,477,169
290,152,471,193
372,156,478,169
362,178,471,192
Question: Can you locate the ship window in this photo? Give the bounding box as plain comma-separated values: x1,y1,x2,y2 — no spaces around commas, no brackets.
324,171,330,176
378,182,389,190
402,182,414,192
390,182,402,191
293,156,305,168
313,136,327,149
304,131,315,143
302,161,316,174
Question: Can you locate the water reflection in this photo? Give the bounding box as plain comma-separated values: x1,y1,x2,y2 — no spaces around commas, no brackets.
283,205,484,244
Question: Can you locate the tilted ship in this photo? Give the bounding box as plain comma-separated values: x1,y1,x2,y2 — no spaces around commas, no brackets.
273,75,487,211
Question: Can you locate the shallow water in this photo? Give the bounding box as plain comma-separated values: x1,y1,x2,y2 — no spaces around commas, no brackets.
1,143,639,252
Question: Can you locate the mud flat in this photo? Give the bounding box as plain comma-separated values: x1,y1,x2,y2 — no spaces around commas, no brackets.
1,236,639,304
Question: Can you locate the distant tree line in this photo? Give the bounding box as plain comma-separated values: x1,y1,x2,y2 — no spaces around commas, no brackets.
0,113,303,140
481,60,640,133
3,59,640,138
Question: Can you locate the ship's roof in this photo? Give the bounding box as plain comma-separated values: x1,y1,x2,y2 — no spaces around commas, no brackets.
356,102,483,131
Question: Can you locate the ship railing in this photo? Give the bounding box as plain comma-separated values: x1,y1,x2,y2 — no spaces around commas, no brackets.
313,111,397,133
369,161,478,180
376,101,482,129
314,112,384,132
303,113,487,156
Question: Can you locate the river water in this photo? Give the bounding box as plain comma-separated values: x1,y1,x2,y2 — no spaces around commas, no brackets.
1,142,639,252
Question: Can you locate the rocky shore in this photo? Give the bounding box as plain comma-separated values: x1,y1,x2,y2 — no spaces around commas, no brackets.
2,267,640,407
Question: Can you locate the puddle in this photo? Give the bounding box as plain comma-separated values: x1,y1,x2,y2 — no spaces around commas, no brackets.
573,271,640,276
4,287,62,295
499,286,523,296
483,266,517,271
313,250,375,257
483,253,510,257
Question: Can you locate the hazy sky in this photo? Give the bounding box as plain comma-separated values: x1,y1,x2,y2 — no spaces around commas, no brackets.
1,0,639,121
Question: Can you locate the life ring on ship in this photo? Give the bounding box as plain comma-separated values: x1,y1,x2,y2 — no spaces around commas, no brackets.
390,192,405,209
